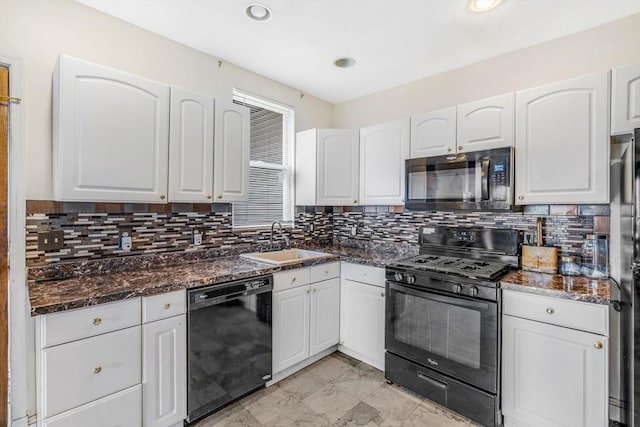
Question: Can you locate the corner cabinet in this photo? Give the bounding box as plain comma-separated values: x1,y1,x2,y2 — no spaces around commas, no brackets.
339,262,386,370
612,63,640,135
53,55,170,203
168,87,214,202
501,291,608,427
359,119,410,205
410,107,456,157
295,128,359,206
213,100,250,202
515,71,610,204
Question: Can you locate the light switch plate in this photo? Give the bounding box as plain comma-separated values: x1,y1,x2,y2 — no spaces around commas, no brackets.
119,227,133,251
38,230,65,251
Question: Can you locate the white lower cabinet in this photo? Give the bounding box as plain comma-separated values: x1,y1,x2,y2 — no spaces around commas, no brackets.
339,263,386,370
142,314,187,427
272,264,340,374
502,291,608,427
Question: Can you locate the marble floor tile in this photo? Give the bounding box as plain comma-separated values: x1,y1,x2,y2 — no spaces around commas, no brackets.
193,403,262,427
305,354,354,382
332,362,386,401
333,401,401,427
243,386,299,424
280,367,331,400
400,400,471,427
329,351,362,367
264,400,332,427
303,382,361,424
363,383,423,424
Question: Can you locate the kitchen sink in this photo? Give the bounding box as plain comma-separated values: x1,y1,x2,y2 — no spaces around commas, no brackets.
240,249,333,266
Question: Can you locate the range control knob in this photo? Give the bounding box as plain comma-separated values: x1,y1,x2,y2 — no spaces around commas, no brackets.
406,275,416,285
452,283,462,294
394,272,404,282
468,286,479,297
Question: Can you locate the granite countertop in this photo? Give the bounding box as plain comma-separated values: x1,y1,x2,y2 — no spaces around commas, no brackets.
28,243,413,316
500,270,612,305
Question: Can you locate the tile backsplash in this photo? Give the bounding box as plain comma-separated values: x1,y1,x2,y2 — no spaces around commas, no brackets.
26,201,609,267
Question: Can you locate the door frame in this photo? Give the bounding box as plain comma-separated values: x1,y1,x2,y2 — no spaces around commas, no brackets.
0,54,28,427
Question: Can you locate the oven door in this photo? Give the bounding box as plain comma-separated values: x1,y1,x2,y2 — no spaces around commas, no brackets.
385,281,498,393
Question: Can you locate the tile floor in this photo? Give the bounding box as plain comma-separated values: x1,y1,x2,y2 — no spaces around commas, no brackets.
194,352,476,427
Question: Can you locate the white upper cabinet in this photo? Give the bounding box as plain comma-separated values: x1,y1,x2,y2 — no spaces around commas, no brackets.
515,71,610,204
168,87,214,202
359,118,410,205
410,107,456,157
612,63,640,135
213,100,250,202
53,55,170,203
457,93,514,152
295,128,359,206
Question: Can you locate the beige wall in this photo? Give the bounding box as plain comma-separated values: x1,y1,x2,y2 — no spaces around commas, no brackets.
333,13,640,128
0,0,334,200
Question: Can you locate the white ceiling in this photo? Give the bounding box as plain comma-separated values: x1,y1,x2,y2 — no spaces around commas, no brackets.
78,0,640,104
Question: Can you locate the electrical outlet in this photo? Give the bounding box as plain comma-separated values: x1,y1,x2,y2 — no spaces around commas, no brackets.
193,228,203,246
119,228,133,251
38,230,64,251
308,223,314,233
351,226,357,236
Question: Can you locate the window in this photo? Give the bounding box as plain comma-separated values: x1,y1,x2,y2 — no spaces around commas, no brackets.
232,90,294,228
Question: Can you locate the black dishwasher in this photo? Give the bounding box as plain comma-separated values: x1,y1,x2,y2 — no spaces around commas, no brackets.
186,275,273,424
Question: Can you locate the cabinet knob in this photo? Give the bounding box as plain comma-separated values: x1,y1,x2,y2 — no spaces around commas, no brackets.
458,146,464,151
164,303,171,310
518,195,524,200
545,307,554,315
160,194,166,200
353,200,357,204
93,317,102,326
207,194,212,200
291,277,296,283
380,292,385,297
93,366,102,374
447,147,453,152
306,289,310,294
594,341,604,350
217,195,222,199
313,289,317,293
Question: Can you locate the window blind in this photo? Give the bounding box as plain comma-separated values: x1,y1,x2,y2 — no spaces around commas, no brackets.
232,90,294,228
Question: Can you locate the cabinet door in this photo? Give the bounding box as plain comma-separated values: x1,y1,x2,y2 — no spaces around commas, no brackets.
168,87,214,202
309,278,340,356
273,286,310,373
502,315,607,427
213,100,250,202
53,55,170,203
359,118,410,205
317,129,359,205
340,279,385,370
612,63,640,135
515,71,610,204
410,107,456,157
457,93,514,152
142,315,186,427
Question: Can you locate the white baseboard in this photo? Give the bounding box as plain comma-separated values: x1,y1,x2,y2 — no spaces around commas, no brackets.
338,345,385,371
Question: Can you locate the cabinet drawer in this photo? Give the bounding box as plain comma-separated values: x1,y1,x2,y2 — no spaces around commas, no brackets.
310,261,341,283
43,385,141,427
142,290,186,323
273,268,310,292
502,290,608,336
341,262,385,287
40,298,141,348
41,326,141,418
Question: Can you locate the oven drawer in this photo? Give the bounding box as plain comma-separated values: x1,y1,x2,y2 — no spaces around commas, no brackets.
341,262,385,287
385,352,497,427
502,290,608,336
310,261,340,283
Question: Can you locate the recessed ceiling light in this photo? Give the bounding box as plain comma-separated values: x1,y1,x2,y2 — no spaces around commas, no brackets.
334,57,356,68
245,3,272,22
468,0,502,13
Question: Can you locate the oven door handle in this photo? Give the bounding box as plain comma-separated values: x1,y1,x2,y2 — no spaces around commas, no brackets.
417,371,448,390
388,281,490,310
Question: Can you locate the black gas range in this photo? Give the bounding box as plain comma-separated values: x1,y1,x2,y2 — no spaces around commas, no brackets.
384,226,521,427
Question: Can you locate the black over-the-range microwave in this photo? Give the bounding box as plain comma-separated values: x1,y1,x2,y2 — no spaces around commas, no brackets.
405,147,515,211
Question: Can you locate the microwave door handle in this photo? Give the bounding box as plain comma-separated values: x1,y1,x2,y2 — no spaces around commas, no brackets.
481,160,490,200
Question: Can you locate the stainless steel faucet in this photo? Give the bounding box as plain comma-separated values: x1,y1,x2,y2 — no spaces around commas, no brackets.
270,221,290,249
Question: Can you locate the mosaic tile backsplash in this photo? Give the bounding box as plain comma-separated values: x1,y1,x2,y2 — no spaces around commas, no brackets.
26,201,609,267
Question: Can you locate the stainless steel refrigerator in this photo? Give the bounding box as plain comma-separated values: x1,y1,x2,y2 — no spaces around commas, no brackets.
610,128,639,426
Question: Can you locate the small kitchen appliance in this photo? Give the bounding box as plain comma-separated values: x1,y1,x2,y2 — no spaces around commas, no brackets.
405,147,515,211
385,226,521,427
